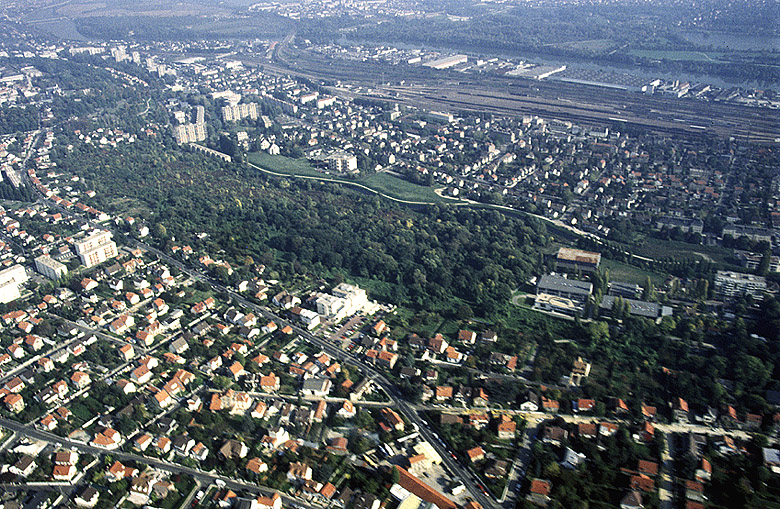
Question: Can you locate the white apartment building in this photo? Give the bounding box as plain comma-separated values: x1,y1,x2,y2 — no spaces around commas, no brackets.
35,255,68,279
0,265,28,304
74,231,118,268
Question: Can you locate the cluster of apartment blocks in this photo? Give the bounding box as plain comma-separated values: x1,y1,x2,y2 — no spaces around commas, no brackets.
73,230,119,269
535,247,774,319
714,271,768,301
172,123,206,144
0,230,118,307
222,102,259,122
314,283,370,322
173,104,207,144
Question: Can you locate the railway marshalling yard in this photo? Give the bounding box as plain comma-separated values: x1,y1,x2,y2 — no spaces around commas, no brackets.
258,47,780,144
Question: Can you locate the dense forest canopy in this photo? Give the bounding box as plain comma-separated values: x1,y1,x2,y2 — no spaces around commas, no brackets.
53,138,549,315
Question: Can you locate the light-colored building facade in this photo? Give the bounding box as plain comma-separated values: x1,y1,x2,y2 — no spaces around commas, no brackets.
315,282,369,322
173,123,207,144
74,231,118,268
327,153,358,174
714,271,767,300
35,255,68,279
0,265,28,304
222,103,259,122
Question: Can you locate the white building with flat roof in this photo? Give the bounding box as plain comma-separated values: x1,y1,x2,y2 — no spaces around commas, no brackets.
222,103,259,122
327,153,358,174
74,230,118,268
0,265,28,304
315,283,369,322
333,283,368,313
35,255,67,280
423,54,468,69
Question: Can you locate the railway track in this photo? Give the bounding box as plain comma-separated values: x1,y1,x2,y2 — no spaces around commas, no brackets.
255,48,780,143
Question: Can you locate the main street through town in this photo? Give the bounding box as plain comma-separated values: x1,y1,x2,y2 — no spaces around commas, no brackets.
14,139,496,509
126,238,758,508
131,240,499,509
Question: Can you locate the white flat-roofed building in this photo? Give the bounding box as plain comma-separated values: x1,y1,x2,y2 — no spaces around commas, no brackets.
74,230,117,268
315,283,369,322
315,293,348,321
534,293,582,315
600,296,673,321
737,251,780,273
0,264,28,304
715,271,767,300
426,111,454,124
423,54,468,69
317,96,337,109
173,123,207,144
327,153,358,174
298,308,320,330
222,103,259,122
333,282,368,314
35,255,67,280
722,225,772,244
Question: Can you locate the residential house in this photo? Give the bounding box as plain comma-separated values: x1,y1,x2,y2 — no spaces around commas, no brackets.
466,446,485,463
302,377,332,397
256,493,282,509
131,365,152,385
10,455,36,477
219,439,248,460
119,344,135,361
380,408,405,431
75,486,100,508
71,371,91,390
526,479,552,507
497,418,517,440
542,397,560,413
542,426,568,446
288,462,313,483
338,400,356,419
435,386,453,401
246,457,269,475
457,330,476,344
153,389,173,409
560,447,586,469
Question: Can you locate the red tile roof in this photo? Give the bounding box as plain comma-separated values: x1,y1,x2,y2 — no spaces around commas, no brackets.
530,479,551,496
395,467,455,509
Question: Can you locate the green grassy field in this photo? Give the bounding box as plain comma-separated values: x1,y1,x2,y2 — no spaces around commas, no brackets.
435,318,463,338
556,39,614,52
248,152,323,177
601,258,665,286
248,152,451,204
361,172,448,203
630,238,733,265
504,302,576,338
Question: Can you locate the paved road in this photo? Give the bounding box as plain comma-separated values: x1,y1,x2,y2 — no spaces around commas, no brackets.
12,157,739,509
0,331,83,388
130,240,497,509
659,433,675,509
0,416,318,509
500,420,538,504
